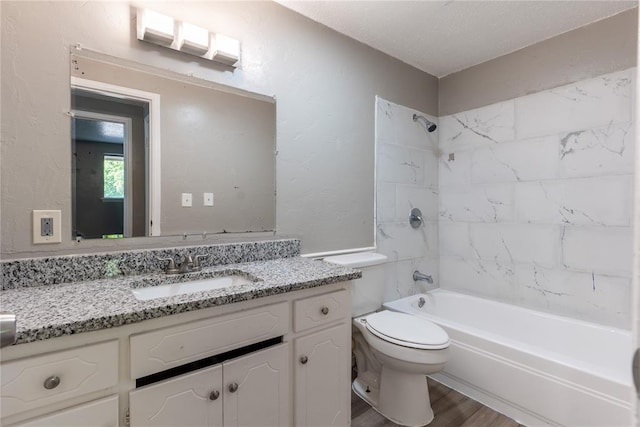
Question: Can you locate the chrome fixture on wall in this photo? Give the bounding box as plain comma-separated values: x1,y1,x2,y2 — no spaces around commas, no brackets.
412,114,437,132
409,208,423,228
413,270,433,284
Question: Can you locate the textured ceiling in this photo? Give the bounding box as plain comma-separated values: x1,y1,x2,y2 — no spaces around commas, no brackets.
276,1,637,77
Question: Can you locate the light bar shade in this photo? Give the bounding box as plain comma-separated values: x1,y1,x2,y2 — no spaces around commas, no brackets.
180,22,210,56
212,34,240,66
137,9,175,46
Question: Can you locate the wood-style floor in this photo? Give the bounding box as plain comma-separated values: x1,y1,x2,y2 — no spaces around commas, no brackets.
351,377,525,427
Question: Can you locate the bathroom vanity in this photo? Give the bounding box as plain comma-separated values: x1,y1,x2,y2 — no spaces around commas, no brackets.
0,241,359,427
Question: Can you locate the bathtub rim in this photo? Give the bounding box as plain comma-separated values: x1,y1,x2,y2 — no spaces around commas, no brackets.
383,289,633,393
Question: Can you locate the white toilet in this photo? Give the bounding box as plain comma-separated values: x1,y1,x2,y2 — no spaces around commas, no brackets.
324,252,450,427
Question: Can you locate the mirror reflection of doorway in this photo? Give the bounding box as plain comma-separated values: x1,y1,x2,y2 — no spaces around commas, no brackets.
71,90,148,239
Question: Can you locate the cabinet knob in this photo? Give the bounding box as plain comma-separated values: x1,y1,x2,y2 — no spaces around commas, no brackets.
228,382,238,393
321,306,329,315
43,375,61,390
209,390,220,401
300,355,308,365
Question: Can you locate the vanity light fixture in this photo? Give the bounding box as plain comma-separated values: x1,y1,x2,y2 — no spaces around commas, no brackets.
136,8,240,67
136,8,176,47
211,34,240,66
180,22,210,56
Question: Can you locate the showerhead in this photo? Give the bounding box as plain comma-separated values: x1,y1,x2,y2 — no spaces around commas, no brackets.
412,113,437,133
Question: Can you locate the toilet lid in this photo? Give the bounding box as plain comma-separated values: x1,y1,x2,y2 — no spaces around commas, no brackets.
365,311,449,350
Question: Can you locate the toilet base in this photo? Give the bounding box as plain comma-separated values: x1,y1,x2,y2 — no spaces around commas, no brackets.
352,377,379,408
352,372,434,427
379,366,434,426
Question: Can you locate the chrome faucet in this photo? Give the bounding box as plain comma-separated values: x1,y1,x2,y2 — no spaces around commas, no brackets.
158,254,208,275
178,255,194,273
158,257,179,275
413,270,433,284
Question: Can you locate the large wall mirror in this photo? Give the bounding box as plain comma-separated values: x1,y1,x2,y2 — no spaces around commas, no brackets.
70,53,276,239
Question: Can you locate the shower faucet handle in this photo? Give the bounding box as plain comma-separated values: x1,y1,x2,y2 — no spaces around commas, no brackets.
409,208,423,229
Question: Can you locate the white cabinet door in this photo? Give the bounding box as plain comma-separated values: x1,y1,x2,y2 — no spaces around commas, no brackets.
12,395,119,427
294,324,351,427
222,343,289,427
129,365,223,427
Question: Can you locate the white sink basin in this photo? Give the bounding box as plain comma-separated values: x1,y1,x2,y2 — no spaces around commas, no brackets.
132,275,253,301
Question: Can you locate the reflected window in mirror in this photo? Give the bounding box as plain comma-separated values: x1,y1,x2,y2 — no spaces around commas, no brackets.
103,154,125,199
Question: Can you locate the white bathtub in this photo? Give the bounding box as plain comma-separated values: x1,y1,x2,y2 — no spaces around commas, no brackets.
383,289,634,427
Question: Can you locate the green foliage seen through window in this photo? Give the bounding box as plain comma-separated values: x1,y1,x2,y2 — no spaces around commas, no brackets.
104,155,124,198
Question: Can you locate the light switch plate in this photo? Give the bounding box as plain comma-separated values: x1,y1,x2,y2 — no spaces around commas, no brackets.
203,193,214,206
181,193,192,207
33,210,62,244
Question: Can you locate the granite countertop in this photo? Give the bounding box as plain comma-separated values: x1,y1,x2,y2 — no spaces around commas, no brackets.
0,257,361,345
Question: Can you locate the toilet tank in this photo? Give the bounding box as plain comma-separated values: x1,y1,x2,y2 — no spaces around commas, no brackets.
323,252,388,317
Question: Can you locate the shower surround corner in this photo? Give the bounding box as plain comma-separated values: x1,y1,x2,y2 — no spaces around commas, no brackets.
375,96,439,302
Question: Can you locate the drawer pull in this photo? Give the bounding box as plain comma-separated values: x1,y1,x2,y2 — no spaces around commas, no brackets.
321,306,329,315
228,382,238,393
209,390,220,400
300,355,308,365
43,375,61,390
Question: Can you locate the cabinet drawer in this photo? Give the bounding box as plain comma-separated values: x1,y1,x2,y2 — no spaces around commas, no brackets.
130,302,289,379
1,341,118,418
12,395,119,427
293,290,350,332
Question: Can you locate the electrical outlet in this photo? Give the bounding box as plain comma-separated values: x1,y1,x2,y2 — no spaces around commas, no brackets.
181,193,192,207
204,193,214,206
33,210,62,244
41,218,54,236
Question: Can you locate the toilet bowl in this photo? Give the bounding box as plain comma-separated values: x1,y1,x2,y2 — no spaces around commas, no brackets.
324,252,450,427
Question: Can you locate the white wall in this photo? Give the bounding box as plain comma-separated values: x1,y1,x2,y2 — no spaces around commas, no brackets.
375,97,438,302
0,1,438,258
438,68,635,329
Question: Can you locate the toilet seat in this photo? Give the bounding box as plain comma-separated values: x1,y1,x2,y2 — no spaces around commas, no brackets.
365,311,449,350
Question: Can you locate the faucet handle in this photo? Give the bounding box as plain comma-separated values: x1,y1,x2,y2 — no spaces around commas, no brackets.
158,257,179,275
192,255,208,271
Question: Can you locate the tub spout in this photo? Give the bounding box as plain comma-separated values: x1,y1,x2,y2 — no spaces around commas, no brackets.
413,270,433,284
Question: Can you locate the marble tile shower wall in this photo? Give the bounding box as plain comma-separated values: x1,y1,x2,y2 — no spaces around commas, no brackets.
438,68,635,328
376,97,439,302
